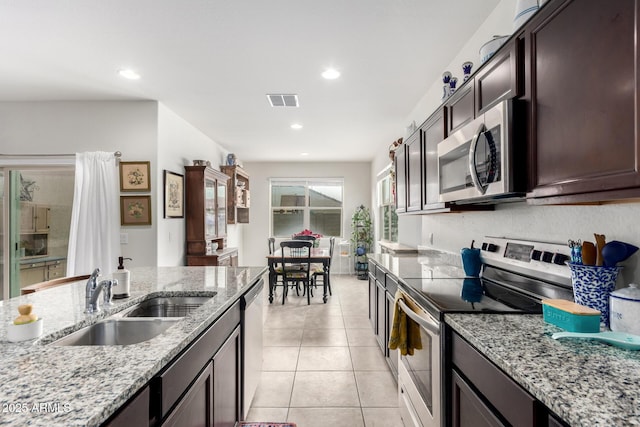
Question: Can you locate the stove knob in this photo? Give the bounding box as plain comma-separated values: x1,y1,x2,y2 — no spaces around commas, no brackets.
531,250,542,261
481,242,488,251
487,243,498,252
552,253,570,266
542,251,555,263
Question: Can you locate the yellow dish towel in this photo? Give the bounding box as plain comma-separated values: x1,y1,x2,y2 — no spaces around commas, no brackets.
388,291,423,356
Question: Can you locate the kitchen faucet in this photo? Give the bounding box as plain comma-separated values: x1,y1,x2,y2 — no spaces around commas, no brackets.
85,268,117,314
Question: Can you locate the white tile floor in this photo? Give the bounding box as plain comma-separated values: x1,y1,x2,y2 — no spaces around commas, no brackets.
247,274,404,427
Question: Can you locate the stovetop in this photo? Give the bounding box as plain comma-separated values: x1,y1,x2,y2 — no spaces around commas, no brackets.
386,237,575,320
400,275,543,319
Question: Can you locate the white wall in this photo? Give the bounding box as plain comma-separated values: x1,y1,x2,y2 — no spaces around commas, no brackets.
241,161,371,267
0,101,239,270
0,101,159,269
406,0,515,123
156,104,240,266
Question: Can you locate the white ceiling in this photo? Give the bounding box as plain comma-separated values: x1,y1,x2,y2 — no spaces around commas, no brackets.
0,0,500,162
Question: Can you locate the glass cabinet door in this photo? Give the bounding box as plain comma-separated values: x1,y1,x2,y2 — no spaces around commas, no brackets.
217,180,227,237
205,178,216,238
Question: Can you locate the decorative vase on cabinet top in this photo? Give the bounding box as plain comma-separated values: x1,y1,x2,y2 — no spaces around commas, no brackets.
514,0,539,30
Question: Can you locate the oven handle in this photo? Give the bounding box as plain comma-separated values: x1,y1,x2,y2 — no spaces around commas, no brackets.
398,298,440,336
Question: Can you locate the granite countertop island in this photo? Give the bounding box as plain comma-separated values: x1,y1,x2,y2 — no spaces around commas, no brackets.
0,266,266,427
447,313,640,426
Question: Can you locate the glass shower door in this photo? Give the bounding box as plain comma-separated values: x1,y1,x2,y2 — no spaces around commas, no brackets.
5,169,74,298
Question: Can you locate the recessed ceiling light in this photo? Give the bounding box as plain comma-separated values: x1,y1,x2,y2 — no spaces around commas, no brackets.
291,123,303,130
321,68,340,80
300,152,309,156
118,69,141,80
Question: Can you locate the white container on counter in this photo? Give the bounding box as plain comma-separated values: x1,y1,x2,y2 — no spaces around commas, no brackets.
7,318,43,342
610,283,640,335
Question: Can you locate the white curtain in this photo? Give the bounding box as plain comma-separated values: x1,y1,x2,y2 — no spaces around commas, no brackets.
67,152,120,276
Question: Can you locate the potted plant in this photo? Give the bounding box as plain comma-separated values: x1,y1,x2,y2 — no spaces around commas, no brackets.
350,205,372,279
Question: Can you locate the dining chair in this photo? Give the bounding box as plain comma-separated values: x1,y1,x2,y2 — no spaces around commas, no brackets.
311,236,335,297
292,235,316,242
280,240,314,305
268,237,289,294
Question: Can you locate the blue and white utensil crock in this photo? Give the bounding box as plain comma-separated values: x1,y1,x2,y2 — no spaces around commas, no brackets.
568,263,621,327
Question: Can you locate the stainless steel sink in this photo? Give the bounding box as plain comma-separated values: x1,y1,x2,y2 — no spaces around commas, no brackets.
51,318,179,346
122,295,214,318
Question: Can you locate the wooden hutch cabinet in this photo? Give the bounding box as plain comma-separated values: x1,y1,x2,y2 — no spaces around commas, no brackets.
220,165,250,224
184,166,238,266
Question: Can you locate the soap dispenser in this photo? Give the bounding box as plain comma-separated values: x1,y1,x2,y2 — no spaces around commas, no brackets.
113,257,132,299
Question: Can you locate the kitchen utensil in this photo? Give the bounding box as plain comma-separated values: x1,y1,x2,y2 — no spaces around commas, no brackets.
552,331,640,350
568,239,582,264
594,234,606,266
602,241,639,267
581,241,596,266
567,263,621,326
610,283,640,335
460,240,482,277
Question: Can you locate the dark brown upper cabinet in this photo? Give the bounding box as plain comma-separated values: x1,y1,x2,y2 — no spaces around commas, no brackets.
446,37,520,135
394,143,407,213
406,130,422,212
475,40,520,115
525,0,640,204
422,107,447,210
446,83,475,135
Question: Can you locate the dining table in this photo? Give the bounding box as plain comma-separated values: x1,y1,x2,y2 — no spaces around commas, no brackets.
266,247,332,303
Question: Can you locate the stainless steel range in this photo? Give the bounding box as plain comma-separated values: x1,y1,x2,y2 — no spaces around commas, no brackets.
395,237,574,427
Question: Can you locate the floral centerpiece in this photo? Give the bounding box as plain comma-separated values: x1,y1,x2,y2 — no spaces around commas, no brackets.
292,229,323,247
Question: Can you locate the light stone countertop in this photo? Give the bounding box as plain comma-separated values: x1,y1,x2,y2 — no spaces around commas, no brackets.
0,266,267,427
446,314,640,427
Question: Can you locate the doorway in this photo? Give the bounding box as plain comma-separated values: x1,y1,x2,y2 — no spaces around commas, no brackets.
0,167,74,299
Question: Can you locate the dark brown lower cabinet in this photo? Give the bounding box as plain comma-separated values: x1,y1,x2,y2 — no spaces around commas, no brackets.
162,362,213,427
213,326,241,427
451,371,504,427
449,331,568,427
100,291,249,427
104,386,150,427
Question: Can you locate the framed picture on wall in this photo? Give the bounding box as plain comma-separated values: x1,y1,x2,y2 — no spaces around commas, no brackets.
120,161,151,192
163,170,184,218
120,195,152,226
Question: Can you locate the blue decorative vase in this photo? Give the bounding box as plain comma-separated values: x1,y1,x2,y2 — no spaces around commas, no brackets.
449,77,458,96
442,71,452,84
462,62,473,82
226,153,237,166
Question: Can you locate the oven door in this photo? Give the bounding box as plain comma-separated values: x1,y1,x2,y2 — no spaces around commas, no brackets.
397,295,441,427
438,115,485,203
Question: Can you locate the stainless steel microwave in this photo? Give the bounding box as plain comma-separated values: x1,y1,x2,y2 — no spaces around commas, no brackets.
437,100,524,204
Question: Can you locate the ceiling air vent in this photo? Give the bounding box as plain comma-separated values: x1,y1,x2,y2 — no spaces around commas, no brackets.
267,94,299,107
